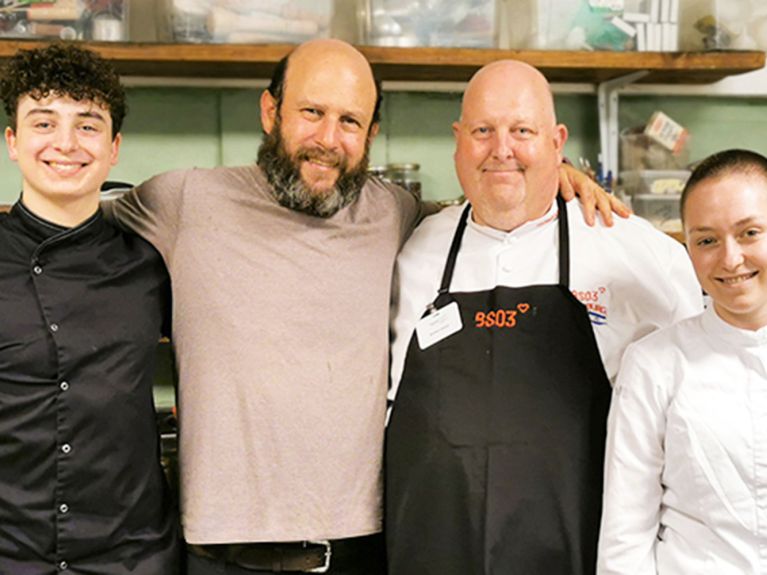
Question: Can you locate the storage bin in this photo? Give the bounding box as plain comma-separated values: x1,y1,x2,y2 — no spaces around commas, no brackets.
620,169,691,195
631,192,682,232
162,0,333,44
620,128,689,171
0,0,128,41
503,0,679,51
364,0,497,48
678,0,767,50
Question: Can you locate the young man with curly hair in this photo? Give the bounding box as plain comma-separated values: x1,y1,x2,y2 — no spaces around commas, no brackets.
0,44,179,574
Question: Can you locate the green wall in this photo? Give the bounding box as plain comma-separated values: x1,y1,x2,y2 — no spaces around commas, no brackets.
618,95,767,164
0,87,765,204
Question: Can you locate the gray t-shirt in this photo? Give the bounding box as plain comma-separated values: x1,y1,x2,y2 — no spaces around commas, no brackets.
104,165,419,543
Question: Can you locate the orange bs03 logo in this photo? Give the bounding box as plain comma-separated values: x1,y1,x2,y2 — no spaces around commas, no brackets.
475,303,531,329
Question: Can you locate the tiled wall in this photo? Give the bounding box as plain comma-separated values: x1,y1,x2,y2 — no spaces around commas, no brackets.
0,87,765,204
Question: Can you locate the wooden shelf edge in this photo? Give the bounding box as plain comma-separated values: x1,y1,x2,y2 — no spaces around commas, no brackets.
360,46,766,84
0,40,761,85
666,230,685,244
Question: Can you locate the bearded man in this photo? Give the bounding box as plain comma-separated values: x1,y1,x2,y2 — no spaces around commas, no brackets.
103,39,620,575
104,39,417,575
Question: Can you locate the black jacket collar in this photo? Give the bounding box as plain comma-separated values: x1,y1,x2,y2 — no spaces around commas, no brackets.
9,199,106,247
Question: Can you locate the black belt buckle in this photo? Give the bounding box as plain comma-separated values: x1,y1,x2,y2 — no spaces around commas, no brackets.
304,540,331,573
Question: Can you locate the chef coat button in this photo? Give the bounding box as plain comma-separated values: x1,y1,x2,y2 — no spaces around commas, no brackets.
33,265,42,275
58,560,68,571
59,503,69,514
50,323,59,332
61,444,71,454
60,381,69,391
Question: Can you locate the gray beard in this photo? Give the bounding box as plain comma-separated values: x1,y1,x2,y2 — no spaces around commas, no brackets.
256,124,370,218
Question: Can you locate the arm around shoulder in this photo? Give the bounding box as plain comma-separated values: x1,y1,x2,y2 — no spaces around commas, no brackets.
102,169,189,257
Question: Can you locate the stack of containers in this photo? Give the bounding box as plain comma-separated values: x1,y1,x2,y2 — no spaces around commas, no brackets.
619,112,691,233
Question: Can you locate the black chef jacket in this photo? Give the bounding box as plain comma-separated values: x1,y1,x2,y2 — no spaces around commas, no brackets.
0,202,179,574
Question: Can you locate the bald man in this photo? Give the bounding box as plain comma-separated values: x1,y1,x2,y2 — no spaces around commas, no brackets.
385,60,704,575
104,39,401,575
104,41,618,574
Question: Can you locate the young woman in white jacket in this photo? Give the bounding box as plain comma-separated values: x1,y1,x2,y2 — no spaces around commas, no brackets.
598,149,767,575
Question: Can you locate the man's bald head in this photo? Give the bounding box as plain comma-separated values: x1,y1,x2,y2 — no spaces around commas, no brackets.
453,59,567,232
267,39,383,128
460,60,557,128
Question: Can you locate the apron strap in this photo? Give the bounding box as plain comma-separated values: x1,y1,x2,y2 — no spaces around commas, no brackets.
436,202,472,298
435,196,571,300
556,194,570,289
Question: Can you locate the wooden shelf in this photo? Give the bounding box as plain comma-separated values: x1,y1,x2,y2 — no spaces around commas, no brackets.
0,40,762,84
360,46,766,84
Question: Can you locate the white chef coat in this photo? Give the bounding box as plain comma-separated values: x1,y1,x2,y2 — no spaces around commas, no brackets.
598,305,767,575
389,200,703,400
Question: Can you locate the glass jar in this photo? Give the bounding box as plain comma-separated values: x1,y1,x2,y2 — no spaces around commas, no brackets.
367,165,388,179
386,162,422,198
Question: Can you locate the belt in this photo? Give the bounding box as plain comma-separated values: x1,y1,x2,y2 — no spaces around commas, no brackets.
187,533,381,573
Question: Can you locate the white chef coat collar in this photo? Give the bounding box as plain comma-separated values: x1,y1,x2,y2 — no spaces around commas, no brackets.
467,200,558,241
702,304,767,347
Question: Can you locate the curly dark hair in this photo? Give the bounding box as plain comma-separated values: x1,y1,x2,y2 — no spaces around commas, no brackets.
0,42,126,139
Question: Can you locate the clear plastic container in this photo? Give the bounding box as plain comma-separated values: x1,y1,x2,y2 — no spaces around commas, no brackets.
620,128,690,172
620,169,691,195
503,0,679,51
679,0,767,50
631,192,682,233
364,0,497,48
0,0,128,41
162,0,333,43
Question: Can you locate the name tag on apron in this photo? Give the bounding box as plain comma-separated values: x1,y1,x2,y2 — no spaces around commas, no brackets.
416,301,463,350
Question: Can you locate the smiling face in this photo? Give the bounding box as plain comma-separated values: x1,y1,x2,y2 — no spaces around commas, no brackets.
260,39,378,198
453,60,567,232
684,172,767,330
5,93,120,225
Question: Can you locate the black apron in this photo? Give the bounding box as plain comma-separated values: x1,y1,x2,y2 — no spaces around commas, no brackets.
385,197,612,575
